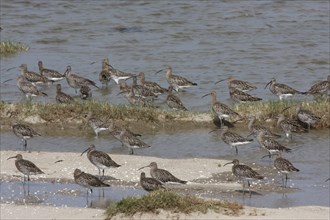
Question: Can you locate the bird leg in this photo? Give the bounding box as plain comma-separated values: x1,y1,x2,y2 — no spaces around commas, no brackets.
129,149,134,155
285,174,288,188
242,180,246,196
27,175,30,181
248,181,251,197
24,140,27,151
102,169,105,179
219,118,224,128
235,146,238,154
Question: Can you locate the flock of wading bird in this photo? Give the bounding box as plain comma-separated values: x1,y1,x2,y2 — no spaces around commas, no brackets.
6,58,330,197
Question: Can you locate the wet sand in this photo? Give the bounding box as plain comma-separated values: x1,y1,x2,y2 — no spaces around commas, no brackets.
1,203,328,220
1,150,329,219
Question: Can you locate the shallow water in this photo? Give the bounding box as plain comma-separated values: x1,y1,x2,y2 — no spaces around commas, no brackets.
0,0,329,210
0,180,145,208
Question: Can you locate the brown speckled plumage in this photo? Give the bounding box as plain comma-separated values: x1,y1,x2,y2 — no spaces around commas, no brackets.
16,76,48,98
65,65,99,93
55,84,74,104
73,168,110,194
7,154,44,181
38,61,65,82
274,154,299,188
12,122,41,150
20,64,50,85
139,162,187,184
164,65,197,92
166,86,188,111
140,172,164,192
81,144,120,178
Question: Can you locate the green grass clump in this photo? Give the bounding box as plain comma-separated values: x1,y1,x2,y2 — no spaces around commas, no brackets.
0,41,29,56
105,190,243,219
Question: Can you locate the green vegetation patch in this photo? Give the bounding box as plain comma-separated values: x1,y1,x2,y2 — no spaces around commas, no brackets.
0,99,329,128
105,190,243,219
0,41,29,56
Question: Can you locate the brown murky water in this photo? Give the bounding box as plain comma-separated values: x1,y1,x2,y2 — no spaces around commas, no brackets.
1,0,329,209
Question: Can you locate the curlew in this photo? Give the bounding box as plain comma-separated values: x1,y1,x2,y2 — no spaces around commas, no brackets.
224,159,264,196
107,63,134,84
247,115,281,138
295,104,321,129
229,87,262,103
166,86,188,111
159,65,197,92
277,114,307,139
109,123,150,155
256,131,291,158
202,90,241,127
139,162,187,184
73,168,110,197
99,58,111,87
55,84,74,104
84,112,111,137
138,72,167,95
81,144,120,179
140,172,165,192
265,78,304,100
38,61,65,82
64,65,99,93
215,76,257,92
305,75,329,95
12,122,41,150
210,127,253,154
16,76,48,98
7,154,44,182
19,64,50,85
273,154,299,188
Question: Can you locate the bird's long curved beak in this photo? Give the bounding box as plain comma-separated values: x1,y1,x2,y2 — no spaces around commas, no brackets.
138,165,150,170
215,79,226,85
223,161,233,167
80,147,90,156
7,156,17,160
2,79,13,84
264,81,272,89
155,69,163,74
201,93,211,98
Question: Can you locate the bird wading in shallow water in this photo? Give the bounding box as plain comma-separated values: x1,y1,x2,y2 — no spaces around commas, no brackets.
273,153,299,188
38,61,65,82
265,78,305,100
156,65,197,92
224,159,264,197
73,168,110,199
209,127,253,155
12,122,41,151
215,76,257,92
